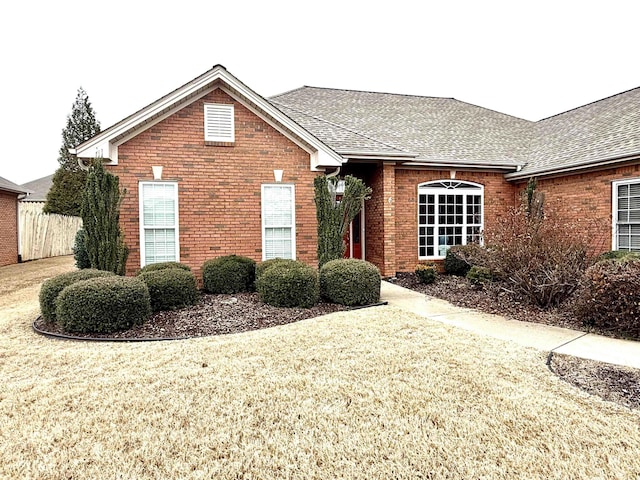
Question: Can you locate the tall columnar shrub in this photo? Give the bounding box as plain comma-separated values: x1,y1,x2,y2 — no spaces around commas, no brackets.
314,175,371,267
73,228,91,269
81,161,128,275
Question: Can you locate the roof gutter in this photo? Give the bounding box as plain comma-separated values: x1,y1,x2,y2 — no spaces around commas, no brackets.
505,153,640,181
400,161,521,171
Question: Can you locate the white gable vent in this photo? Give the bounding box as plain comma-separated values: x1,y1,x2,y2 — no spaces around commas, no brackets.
204,103,234,142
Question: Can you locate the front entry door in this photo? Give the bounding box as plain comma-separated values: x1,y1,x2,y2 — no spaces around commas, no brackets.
344,208,364,259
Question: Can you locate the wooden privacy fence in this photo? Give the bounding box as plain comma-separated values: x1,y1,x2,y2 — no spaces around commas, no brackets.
19,202,82,261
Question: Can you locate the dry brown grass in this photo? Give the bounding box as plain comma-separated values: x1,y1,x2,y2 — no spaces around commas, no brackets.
1,257,640,479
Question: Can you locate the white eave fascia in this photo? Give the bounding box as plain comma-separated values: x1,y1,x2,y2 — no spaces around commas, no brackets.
73,65,343,169
505,152,640,181
340,151,418,161
400,160,521,171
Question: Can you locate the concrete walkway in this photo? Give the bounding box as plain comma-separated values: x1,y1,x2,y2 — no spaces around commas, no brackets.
381,281,640,369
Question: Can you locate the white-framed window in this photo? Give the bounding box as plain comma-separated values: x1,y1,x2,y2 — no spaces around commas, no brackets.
417,180,484,259
261,184,295,260
139,182,179,267
204,103,234,142
612,178,640,252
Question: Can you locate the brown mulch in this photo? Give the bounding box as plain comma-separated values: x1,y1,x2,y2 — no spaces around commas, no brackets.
390,272,640,410
33,292,348,340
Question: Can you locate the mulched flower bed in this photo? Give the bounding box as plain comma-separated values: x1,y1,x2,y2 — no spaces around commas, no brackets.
33,292,348,340
390,272,640,410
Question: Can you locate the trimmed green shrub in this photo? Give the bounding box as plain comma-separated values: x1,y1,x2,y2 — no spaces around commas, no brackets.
202,255,256,294
320,259,380,306
39,269,116,322
572,258,640,339
56,276,151,334
596,250,640,262
255,258,293,283
443,245,474,276
466,266,493,287
73,228,91,269
137,261,192,275
256,261,319,308
139,268,199,312
415,263,437,284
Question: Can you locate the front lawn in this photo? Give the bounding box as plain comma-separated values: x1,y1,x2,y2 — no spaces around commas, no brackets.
2,275,639,478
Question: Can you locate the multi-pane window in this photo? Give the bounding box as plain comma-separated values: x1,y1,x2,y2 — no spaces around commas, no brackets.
139,182,179,266
613,179,640,252
262,184,295,260
418,180,483,258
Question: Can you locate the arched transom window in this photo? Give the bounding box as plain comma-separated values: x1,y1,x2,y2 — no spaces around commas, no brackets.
417,180,484,258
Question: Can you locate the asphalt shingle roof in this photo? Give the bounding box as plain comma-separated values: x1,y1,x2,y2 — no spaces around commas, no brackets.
516,87,640,177
271,85,640,178
20,174,54,202
271,87,533,168
0,176,30,195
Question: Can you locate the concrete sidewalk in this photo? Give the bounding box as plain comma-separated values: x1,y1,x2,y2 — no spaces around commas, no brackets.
381,281,640,369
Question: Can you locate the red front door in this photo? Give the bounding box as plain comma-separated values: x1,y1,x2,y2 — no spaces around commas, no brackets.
344,211,363,259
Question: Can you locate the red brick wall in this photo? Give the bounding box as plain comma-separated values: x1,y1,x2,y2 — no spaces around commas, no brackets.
363,165,384,271
0,191,19,267
394,169,517,272
522,163,640,254
110,88,320,279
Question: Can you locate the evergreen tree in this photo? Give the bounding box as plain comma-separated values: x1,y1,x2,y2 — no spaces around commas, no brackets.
314,175,371,267
81,160,128,275
44,87,101,216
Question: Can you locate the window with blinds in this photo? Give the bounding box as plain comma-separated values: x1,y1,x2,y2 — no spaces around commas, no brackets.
614,179,640,252
262,184,295,260
417,180,484,259
139,182,179,266
204,103,234,142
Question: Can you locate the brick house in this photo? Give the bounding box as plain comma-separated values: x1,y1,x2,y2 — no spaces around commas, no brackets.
0,176,30,267
72,65,640,278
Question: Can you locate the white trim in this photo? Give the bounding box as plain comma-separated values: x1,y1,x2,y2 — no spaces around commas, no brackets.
261,183,296,260
139,181,180,267
417,180,484,260
611,177,640,251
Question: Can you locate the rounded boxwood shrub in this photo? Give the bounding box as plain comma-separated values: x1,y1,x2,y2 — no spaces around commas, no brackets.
415,263,437,284
202,255,256,294
139,268,199,312
137,261,192,275
256,261,319,308
39,269,116,322
320,259,380,306
255,258,293,283
56,276,151,334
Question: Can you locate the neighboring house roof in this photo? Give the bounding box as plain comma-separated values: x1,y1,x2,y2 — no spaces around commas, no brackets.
72,65,343,170
20,173,54,202
507,87,640,179
270,87,533,170
0,176,30,195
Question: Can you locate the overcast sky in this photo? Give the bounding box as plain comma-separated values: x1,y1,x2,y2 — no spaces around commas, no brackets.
2,0,639,184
